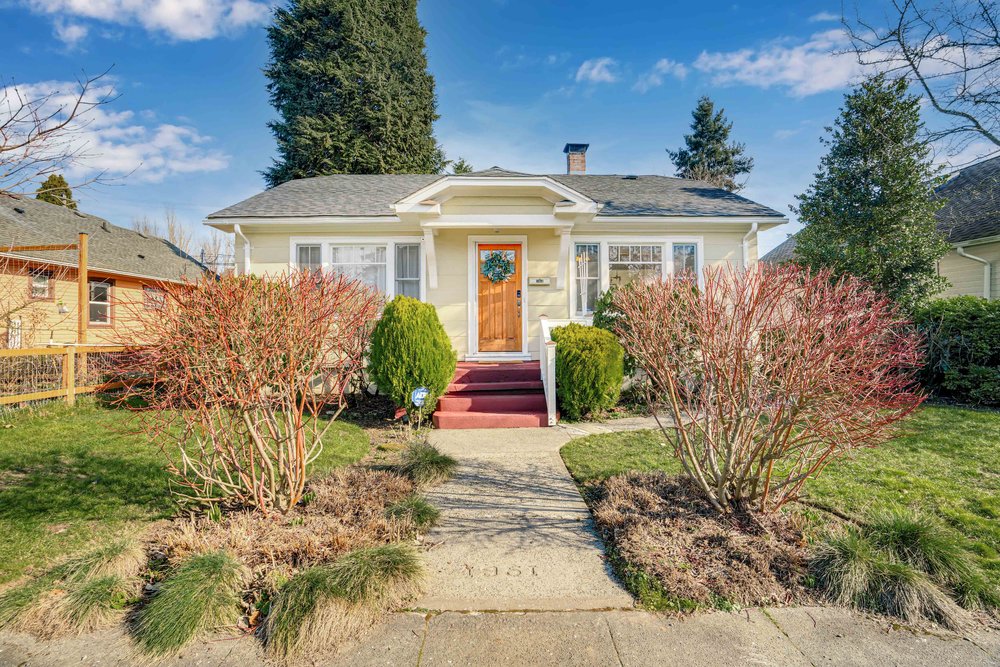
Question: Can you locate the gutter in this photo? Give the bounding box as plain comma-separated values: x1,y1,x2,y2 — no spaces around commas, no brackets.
742,222,759,269
233,223,251,276
956,245,992,300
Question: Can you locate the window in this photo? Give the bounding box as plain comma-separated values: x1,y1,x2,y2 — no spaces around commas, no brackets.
29,270,53,300
143,286,165,310
609,244,662,287
296,244,322,272
89,279,112,325
575,243,600,316
673,243,697,276
329,245,387,291
394,244,420,299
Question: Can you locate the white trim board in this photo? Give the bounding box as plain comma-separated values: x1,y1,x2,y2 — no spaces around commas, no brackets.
466,235,530,360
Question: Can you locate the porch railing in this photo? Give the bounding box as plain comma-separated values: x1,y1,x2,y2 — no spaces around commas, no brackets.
538,316,592,426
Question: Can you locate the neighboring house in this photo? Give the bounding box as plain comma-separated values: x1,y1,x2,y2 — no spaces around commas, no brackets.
0,193,205,348
205,144,787,363
762,155,1000,300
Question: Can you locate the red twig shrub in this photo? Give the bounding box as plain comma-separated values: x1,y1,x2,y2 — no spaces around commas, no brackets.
121,273,381,515
612,264,925,513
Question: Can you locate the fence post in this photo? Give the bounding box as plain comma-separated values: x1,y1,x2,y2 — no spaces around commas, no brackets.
63,347,76,406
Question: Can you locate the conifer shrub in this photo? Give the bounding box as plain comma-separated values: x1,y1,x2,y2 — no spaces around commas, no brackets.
368,296,457,418
551,323,624,420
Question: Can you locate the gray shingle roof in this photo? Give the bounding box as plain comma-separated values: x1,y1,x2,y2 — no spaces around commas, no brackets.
761,154,1000,264
936,155,1000,243
206,171,785,219
0,194,205,282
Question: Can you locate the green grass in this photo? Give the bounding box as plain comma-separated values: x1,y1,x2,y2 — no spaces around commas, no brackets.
385,495,441,529
398,441,457,486
560,406,1000,588
0,399,371,585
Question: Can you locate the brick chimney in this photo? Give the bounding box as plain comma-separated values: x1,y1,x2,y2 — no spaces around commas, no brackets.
563,143,589,175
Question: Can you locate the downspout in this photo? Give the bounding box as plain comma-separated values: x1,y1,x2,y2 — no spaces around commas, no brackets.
233,224,251,276
742,222,759,269
956,245,992,300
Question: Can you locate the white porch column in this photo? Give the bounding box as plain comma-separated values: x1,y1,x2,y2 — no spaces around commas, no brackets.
555,229,572,289
423,228,438,290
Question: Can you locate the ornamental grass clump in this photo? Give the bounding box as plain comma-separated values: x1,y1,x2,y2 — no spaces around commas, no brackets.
118,272,381,515
811,509,997,628
264,544,423,661
133,550,246,657
612,264,925,513
398,440,457,486
385,495,441,529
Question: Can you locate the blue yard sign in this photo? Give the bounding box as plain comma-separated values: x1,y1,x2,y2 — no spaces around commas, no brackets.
410,386,430,408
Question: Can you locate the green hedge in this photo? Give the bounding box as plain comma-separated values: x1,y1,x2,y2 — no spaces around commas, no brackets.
368,296,457,416
914,296,1000,406
551,323,624,420
592,285,636,375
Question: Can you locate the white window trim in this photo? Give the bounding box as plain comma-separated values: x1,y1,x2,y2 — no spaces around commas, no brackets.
569,236,705,319
88,278,113,325
288,236,425,301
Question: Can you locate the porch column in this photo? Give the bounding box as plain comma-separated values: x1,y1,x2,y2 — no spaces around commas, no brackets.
555,229,571,289
423,228,438,290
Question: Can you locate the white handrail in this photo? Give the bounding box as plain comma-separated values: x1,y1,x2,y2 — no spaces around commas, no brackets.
538,316,592,427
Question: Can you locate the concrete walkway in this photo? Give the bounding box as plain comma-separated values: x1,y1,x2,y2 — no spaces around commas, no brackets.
415,427,633,611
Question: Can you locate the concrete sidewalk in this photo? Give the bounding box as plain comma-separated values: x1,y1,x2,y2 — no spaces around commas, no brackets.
415,428,633,611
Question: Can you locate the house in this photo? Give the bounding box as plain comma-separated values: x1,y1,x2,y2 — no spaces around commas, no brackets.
0,193,205,348
206,144,787,361
205,144,786,428
763,154,1000,300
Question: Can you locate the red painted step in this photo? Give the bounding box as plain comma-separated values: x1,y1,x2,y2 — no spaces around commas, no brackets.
451,362,540,384
432,410,548,429
437,391,546,413
446,380,543,393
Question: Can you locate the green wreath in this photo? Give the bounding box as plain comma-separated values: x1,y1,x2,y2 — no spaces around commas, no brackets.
481,250,515,283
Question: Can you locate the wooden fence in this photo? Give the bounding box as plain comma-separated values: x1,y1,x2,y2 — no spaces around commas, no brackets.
0,346,133,406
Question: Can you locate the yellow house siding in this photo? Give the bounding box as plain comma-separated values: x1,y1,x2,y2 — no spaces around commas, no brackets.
441,196,554,216
937,241,1000,299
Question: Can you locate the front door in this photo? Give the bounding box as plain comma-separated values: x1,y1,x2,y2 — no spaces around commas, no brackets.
477,243,522,353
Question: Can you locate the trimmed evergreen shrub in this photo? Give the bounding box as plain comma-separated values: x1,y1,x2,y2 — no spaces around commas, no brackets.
592,285,637,376
551,323,624,420
368,296,457,417
914,296,1000,406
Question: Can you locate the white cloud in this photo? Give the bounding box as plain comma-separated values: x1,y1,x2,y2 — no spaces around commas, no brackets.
773,128,801,140
808,11,840,22
24,0,272,41
575,57,619,84
0,79,229,185
694,29,864,97
53,19,88,49
633,58,688,93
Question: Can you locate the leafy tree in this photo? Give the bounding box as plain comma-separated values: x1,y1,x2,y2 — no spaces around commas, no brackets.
450,157,473,174
793,74,950,311
34,174,77,209
667,96,754,192
263,0,446,186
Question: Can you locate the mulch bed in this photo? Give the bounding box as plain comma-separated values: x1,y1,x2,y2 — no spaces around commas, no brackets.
592,472,810,608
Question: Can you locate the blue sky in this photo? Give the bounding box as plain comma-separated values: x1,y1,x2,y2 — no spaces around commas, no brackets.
2,0,993,253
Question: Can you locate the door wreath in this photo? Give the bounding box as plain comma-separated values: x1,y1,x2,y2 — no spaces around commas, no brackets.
481,250,515,283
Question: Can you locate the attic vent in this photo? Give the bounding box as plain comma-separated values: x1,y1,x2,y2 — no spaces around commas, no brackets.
13,207,25,214
622,175,638,180
137,253,146,259
137,231,148,239
73,210,85,218
101,221,110,232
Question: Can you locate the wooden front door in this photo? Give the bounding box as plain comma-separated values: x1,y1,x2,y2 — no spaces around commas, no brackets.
477,243,523,353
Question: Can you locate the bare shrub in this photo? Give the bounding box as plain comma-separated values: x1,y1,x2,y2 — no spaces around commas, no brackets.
613,264,925,513
120,272,381,514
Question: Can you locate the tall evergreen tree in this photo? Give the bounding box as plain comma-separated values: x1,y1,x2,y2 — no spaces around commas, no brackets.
449,157,473,174
793,74,950,311
667,96,753,192
263,0,445,186
34,174,77,209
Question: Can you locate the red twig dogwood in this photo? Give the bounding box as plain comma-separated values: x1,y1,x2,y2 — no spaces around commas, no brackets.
612,264,925,513
119,272,381,515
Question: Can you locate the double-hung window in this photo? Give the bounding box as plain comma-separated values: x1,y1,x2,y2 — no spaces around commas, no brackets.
29,270,53,300
293,241,422,299
672,243,697,276
574,243,600,316
89,279,112,325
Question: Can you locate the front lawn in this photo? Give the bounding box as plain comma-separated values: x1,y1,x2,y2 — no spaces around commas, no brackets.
561,405,1000,588
0,399,371,585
